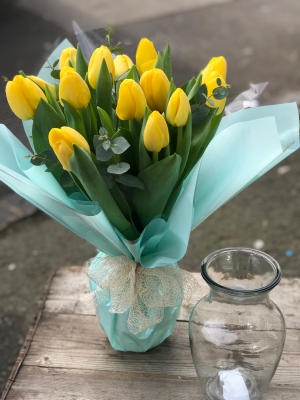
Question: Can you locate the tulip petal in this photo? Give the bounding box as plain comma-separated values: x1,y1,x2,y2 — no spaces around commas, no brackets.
136,38,158,75
6,81,33,120
130,83,146,120
116,80,136,120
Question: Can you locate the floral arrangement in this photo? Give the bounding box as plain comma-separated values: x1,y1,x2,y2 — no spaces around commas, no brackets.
5,29,229,241
1,27,298,352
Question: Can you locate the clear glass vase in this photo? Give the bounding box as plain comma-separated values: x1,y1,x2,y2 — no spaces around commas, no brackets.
189,248,285,400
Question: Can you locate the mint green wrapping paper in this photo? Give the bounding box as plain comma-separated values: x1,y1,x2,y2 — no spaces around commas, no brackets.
0,40,299,351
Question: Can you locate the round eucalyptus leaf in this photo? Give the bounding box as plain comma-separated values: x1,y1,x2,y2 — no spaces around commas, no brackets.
50,69,60,80
93,135,104,150
107,162,130,175
99,127,108,137
213,86,229,100
102,139,111,150
96,145,113,162
111,136,130,154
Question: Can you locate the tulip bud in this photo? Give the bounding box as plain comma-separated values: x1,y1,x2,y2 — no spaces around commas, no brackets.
136,38,158,75
205,71,227,115
59,67,91,110
144,111,169,152
116,79,146,121
140,68,170,113
88,45,115,89
201,56,227,83
28,75,57,99
114,54,134,79
166,88,190,127
5,75,47,120
59,47,77,69
49,126,90,171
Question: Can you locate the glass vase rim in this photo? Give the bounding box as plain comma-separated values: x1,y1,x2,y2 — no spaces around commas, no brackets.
201,247,282,296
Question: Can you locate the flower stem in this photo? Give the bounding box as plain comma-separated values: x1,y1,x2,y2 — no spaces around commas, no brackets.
176,126,183,154
152,151,158,163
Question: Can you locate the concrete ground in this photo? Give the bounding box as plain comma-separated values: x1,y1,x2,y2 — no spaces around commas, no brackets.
1,0,300,392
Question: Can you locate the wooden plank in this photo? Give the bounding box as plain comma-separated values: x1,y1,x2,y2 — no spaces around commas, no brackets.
4,266,300,400
16,311,300,383
6,366,300,400
45,267,300,329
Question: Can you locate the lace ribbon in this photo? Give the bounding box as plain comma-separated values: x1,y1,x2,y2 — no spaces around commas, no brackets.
82,255,199,334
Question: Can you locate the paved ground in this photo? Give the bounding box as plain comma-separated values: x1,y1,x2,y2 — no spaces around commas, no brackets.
1,0,300,393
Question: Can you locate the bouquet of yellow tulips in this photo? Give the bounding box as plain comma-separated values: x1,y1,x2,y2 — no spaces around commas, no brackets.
1,28,298,352
6,30,229,241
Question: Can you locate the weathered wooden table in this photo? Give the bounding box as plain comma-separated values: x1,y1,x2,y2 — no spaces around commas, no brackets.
2,267,300,399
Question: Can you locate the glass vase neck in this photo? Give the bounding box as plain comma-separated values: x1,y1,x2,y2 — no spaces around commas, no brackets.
201,248,282,298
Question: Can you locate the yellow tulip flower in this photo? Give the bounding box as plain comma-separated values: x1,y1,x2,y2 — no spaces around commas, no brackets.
116,79,146,121
166,88,190,127
205,71,227,115
59,67,91,109
114,54,134,79
144,111,169,153
59,47,77,69
201,56,227,83
140,68,170,113
136,38,158,75
28,75,57,99
88,45,115,89
5,75,47,120
49,126,90,171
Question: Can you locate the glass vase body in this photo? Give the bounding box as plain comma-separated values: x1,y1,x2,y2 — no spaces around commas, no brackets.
189,248,285,400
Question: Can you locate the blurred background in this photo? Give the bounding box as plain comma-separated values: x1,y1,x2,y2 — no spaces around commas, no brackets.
1,0,300,393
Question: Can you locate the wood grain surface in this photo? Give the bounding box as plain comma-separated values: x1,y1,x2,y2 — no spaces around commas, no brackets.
4,266,300,400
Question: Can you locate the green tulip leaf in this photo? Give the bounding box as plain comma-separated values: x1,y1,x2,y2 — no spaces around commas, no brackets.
132,154,181,228
32,99,65,153
191,104,211,124
166,78,176,105
116,174,145,189
163,44,172,81
62,100,87,141
97,107,115,137
97,166,115,189
155,52,164,70
194,84,208,104
45,162,61,173
60,171,76,188
109,184,132,222
126,65,140,83
107,162,130,175
96,145,113,162
178,112,192,179
181,77,195,95
112,137,130,154
70,145,138,240
96,59,113,120
51,69,60,80
129,119,142,170
182,109,220,179
188,72,202,100
44,85,65,121
76,44,88,79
